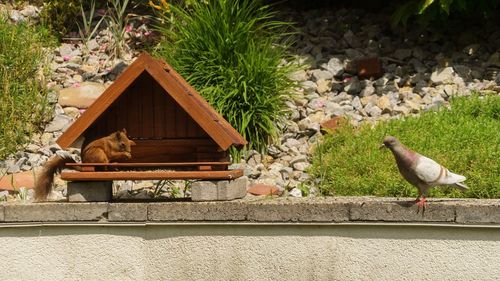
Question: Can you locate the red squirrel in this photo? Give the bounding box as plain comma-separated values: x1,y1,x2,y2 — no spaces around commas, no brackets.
34,129,136,201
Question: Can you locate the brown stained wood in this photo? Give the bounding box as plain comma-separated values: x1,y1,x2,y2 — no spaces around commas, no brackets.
57,57,146,148
56,52,246,154
60,169,244,181
157,58,246,147
141,73,155,137
126,79,140,137
66,162,231,167
132,138,217,146
153,80,165,137
175,104,187,138
143,55,242,150
80,166,95,172
165,93,176,138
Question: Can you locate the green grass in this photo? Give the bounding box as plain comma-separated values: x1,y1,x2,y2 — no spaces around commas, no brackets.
154,0,297,154
0,16,55,160
310,94,500,199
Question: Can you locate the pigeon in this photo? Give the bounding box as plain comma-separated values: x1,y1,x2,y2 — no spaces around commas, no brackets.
380,136,468,208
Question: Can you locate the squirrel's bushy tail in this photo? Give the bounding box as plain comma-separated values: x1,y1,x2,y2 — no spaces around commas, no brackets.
35,155,75,202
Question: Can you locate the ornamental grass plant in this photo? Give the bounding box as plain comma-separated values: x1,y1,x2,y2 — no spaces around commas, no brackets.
154,0,297,154
0,16,54,160
310,94,500,199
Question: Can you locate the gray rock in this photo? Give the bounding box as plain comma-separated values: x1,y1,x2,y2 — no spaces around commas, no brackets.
290,155,308,165
86,39,100,51
351,96,362,110
359,82,375,97
308,98,326,111
324,57,344,77
20,5,40,18
25,144,41,153
316,79,331,94
292,161,311,171
453,65,472,81
344,30,361,48
325,102,345,117
6,161,20,174
301,80,317,94
44,115,73,133
365,104,382,117
311,69,334,81
58,82,106,109
394,49,412,61
430,67,455,85
288,188,303,197
289,70,308,82
344,77,362,95
9,10,25,23
27,153,41,165
58,44,73,58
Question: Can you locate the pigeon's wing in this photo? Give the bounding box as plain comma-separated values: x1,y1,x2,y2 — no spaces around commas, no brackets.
414,155,466,185
412,155,443,184
438,170,466,185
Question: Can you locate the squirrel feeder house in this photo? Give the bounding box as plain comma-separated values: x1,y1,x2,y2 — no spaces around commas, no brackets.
56,52,247,181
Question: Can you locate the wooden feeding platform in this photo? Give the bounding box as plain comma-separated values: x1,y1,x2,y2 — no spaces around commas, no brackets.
56,52,247,182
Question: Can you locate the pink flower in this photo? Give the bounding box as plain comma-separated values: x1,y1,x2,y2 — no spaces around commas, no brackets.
125,25,133,33
63,55,71,61
72,83,81,88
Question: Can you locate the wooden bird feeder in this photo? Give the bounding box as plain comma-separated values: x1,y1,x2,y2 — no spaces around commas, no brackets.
57,52,247,181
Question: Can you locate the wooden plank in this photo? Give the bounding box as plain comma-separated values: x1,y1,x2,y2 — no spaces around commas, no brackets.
80,166,95,172
131,138,216,146
60,169,243,181
141,73,155,138
127,78,140,137
165,93,176,138
66,162,231,167
153,79,165,137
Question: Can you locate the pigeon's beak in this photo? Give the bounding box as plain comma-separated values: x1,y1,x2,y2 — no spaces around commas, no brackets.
379,143,386,149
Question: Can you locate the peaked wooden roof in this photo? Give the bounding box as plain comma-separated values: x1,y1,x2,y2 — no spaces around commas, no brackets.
57,52,247,150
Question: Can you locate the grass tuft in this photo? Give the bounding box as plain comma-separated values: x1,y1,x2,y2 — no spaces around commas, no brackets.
0,16,55,160
154,0,297,154
310,94,500,199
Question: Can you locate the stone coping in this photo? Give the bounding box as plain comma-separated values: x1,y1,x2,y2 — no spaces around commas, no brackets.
0,197,498,225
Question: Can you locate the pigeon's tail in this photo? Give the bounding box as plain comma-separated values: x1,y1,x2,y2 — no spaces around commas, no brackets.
453,182,469,191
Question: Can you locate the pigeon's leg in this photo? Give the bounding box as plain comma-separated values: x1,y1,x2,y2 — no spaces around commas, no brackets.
416,197,427,214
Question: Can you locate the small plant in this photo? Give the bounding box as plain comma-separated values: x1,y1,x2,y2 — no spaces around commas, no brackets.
154,0,297,155
392,0,500,27
106,0,136,59
310,94,500,199
40,0,81,38
152,179,192,198
74,0,105,58
17,187,28,201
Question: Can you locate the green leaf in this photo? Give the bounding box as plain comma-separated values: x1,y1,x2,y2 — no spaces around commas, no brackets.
418,0,436,14
439,0,454,14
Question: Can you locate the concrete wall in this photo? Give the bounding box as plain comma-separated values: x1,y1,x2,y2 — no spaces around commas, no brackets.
1,224,499,281
1,197,499,281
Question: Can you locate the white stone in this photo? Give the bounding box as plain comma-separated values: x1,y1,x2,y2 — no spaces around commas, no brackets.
430,67,455,85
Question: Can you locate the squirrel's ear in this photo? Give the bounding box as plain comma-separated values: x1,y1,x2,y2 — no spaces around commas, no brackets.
115,131,121,140
129,140,136,146
121,128,127,134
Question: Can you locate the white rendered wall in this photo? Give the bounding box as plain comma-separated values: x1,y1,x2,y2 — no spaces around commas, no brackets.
1,224,498,281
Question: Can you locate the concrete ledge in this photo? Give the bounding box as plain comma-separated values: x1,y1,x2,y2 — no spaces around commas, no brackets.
0,197,499,224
